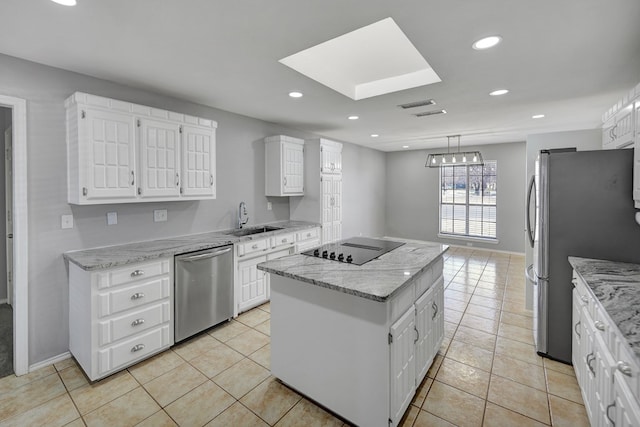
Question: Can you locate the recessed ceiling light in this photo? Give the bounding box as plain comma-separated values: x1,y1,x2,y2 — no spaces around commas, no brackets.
371,134,379,138
402,145,409,149
472,36,502,50
51,0,77,5
288,91,303,98
489,89,509,96
348,115,359,120
532,114,545,119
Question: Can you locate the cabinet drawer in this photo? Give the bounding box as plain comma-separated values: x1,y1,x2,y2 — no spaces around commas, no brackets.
98,277,170,317
95,259,170,290
573,274,594,317
272,233,296,249
391,282,415,322
296,228,319,243
98,301,170,346
615,347,640,403
415,268,433,297
98,325,170,376
237,238,268,257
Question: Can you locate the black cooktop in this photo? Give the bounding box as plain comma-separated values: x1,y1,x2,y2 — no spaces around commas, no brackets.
301,237,405,265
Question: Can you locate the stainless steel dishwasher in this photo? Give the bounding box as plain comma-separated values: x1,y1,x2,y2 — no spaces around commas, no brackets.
174,245,233,342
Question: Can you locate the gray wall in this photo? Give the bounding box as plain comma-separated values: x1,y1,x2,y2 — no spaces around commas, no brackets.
0,53,385,365
0,107,8,301
385,141,526,253
342,143,386,238
523,129,602,307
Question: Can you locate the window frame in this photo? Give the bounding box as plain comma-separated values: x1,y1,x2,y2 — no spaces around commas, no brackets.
438,160,498,242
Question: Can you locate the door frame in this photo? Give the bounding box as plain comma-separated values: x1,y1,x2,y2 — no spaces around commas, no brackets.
0,95,28,376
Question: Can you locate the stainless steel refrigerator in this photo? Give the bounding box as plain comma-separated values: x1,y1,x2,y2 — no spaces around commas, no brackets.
525,148,640,364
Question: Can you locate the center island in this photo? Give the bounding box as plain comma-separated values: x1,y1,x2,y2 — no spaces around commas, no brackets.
257,237,448,427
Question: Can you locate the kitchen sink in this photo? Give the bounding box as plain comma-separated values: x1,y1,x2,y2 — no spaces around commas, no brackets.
226,225,283,237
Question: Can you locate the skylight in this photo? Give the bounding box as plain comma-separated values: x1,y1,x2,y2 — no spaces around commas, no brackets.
279,18,441,101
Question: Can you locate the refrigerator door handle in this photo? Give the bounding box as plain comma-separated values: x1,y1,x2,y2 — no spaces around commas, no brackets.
526,174,536,248
525,264,537,284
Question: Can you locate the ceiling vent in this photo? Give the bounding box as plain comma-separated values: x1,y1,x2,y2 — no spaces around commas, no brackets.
415,109,447,117
398,99,435,109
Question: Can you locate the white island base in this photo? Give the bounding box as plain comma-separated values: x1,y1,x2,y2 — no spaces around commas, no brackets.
270,261,444,427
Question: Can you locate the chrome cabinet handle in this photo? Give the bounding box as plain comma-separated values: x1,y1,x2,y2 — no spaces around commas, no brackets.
130,292,145,300
131,170,135,186
131,318,145,327
432,302,438,320
594,320,605,331
571,278,577,285
306,232,311,237
281,238,288,243
251,244,259,249
574,321,581,338
606,401,616,427
130,270,145,278
210,174,214,187
283,177,287,186
617,361,633,376
175,172,180,187
581,295,589,303
131,344,145,353
414,326,419,343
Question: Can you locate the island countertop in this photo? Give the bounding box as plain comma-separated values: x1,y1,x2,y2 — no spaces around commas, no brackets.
568,256,640,363
257,238,448,302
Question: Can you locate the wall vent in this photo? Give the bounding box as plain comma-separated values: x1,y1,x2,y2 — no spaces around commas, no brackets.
415,109,447,117
398,99,435,109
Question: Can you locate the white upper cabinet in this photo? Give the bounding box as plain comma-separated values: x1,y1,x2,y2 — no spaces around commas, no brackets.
264,135,304,196
181,125,216,198
66,92,217,204
320,139,342,174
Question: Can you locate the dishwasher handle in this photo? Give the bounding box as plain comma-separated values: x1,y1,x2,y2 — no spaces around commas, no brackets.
179,247,232,262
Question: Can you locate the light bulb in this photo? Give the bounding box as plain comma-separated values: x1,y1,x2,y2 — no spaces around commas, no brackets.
452,156,456,163
431,157,436,164
441,157,446,164
473,155,478,162
462,155,467,162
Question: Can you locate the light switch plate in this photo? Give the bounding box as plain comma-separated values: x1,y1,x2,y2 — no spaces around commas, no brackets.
61,214,73,229
107,212,118,225
154,209,168,222
267,202,272,211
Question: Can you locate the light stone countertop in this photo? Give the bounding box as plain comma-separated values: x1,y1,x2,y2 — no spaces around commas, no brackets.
64,220,319,271
568,256,640,363
257,238,448,302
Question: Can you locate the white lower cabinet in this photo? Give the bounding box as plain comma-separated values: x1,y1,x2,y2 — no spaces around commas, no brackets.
69,258,173,381
234,228,319,316
390,275,444,424
572,271,640,427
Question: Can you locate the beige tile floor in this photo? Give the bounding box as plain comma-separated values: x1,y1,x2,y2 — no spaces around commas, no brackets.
0,246,591,426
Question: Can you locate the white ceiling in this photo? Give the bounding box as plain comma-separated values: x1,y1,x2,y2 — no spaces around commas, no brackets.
1,0,639,151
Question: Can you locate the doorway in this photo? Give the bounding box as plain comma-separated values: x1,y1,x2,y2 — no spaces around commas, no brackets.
0,95,28,377
0,107,12,377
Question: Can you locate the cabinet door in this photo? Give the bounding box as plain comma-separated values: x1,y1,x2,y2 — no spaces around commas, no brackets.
389,307,416,426
282,142,304,194
594,330,616,427
321,176,334,243
181,125,215,198
572,289,584,386
321,146,342,173
432,277,445,351
614,371,640,427
613,106,634,148
415,286,435,383
634,100,640,208
138,118,180,198
82,108,137,200
582,306,598,424
237,255,268,313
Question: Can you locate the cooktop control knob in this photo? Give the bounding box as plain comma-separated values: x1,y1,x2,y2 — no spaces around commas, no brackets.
313,249,320,257
337,253,344,261
322,250,328,258
329,252,336,259
346,254,353,263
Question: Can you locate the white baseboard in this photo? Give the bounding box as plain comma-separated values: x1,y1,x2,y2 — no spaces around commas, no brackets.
29,351,72,373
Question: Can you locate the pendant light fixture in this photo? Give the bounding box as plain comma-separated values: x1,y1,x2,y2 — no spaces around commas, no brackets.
425,135,484,168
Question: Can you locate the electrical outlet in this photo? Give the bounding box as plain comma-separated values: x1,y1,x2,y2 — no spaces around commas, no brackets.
267,202,272,211
107,212,118,225
61,214,73,229
466,242,473,247
154,209,168,222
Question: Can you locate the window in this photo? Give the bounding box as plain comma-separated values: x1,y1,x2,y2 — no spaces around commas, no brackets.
439,161,497,239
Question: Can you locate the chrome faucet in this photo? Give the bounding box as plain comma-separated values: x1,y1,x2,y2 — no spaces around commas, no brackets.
238,201,249,228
